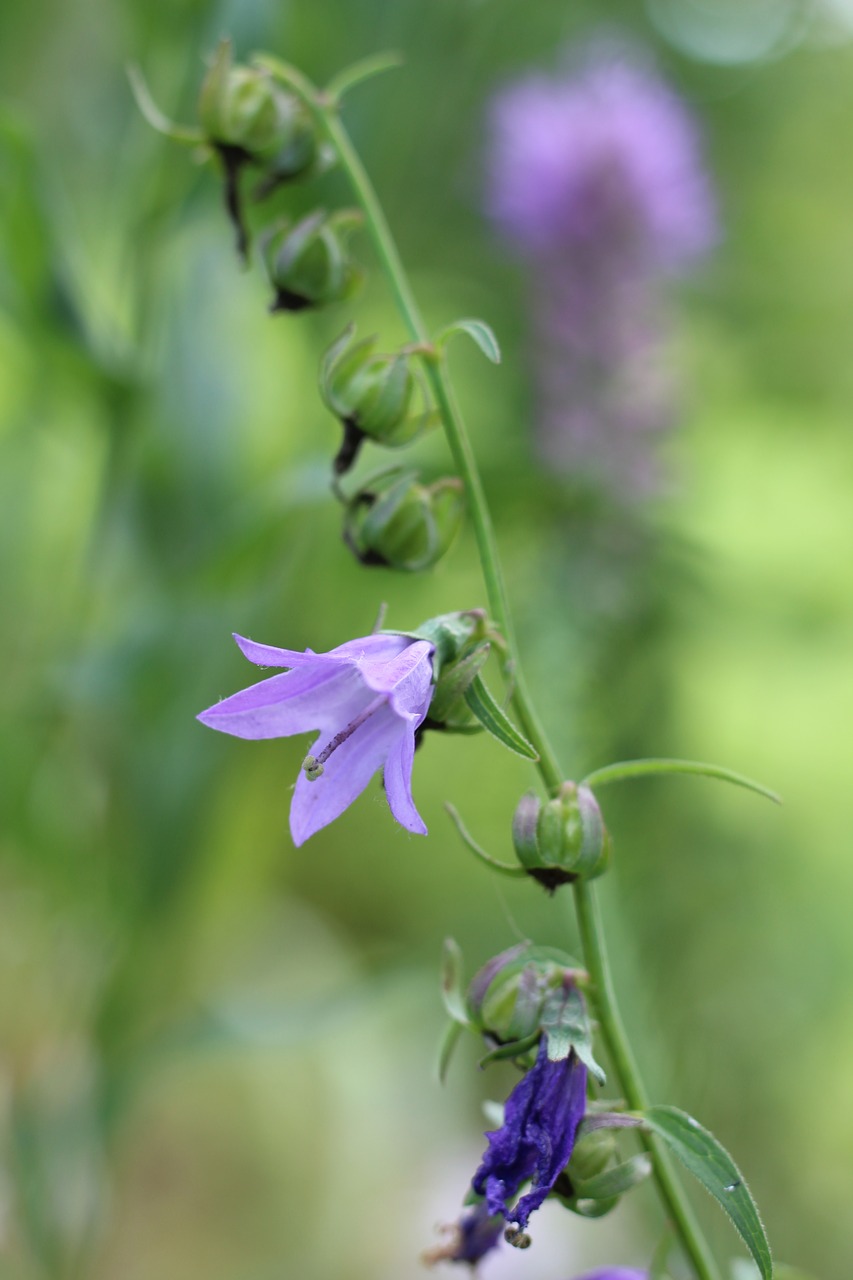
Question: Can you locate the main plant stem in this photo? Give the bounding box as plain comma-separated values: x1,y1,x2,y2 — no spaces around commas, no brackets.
310,92,721,1280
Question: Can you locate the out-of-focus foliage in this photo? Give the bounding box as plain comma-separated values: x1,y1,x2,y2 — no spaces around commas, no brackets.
2,1,853,1277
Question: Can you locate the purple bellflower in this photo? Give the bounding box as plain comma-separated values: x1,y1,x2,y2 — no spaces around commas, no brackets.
473,1036,587,1236
486,41,716,496
197,631,434,845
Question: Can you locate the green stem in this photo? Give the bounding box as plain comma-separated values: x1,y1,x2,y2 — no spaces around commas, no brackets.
296,84,721,1280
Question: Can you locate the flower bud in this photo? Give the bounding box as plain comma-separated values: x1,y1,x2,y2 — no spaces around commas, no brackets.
512,782,610,890
320,327,437,473
198,39,316,170
344,471,464,572
264,210,362,312
466,943,578,1045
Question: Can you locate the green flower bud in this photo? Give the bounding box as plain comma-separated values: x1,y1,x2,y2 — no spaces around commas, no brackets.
320,326,437,474
264,210,362,312
196,41,322,263
512,782,611,891
343,470,464,572
198,39,316,169
466,943,579,1045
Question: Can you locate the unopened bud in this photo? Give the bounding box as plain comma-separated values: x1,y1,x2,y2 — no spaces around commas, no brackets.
512,782,610,890
198,39,315,169
466,943,578,1044
264,209,362,312
343,472,464,572
321,327,437,473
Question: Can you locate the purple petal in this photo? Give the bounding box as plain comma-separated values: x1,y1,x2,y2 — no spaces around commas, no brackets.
197,664,367,740
383,723,427,835
233,634,321,668
327,632,413,663
357,640,434,714
472,1039,587,1229
289,703,401,846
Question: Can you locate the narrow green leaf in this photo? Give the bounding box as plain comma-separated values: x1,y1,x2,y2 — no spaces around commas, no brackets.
325,51,405,102
643,1106,773,1279
582,757,781,806
127,65,203,144
463,675,538,760
436,318,502,364
445,803,527,878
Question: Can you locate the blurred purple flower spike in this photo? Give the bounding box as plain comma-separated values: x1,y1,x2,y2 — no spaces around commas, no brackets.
198,631,435,845
486,40,717,495
487,47,715,269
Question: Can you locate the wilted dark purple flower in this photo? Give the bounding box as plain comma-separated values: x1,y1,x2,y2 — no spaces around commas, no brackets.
486,42,716,495
198,631,434,845
473,1036,587,1233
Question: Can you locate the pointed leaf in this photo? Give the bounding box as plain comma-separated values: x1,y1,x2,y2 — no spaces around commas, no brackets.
437,317,501,364
642,1106,773,1280
582,758,781,806
463,675,538,760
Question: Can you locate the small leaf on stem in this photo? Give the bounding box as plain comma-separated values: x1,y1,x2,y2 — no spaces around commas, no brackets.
436,318,502,364
463,675,538,759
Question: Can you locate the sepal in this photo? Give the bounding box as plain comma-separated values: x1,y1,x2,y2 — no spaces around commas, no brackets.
264,209,363,312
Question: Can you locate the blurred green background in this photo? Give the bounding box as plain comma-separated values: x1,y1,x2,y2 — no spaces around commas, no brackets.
2,0,853,1277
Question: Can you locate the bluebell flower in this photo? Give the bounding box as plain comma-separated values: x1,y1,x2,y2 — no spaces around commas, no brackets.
197,631,434,844
473,1036,587,1231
